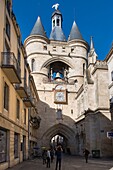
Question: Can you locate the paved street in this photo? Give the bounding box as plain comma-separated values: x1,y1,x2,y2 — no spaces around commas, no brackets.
7,155,113,170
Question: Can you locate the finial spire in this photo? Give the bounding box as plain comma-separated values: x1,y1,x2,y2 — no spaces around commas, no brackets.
52,3,59,10
88,36,98,64
90,36,94,49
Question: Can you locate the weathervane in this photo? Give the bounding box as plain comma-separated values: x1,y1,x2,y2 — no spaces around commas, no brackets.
52,3,59,10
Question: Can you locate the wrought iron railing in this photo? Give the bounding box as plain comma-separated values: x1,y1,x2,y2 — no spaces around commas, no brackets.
1,52,21,79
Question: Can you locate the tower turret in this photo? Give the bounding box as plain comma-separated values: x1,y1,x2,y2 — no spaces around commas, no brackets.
68,21,83,41
30,16,47,38
50,4,66,41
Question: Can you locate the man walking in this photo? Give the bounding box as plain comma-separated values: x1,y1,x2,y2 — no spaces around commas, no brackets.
46,148,51,168
55,145,63,170
83,148,90,163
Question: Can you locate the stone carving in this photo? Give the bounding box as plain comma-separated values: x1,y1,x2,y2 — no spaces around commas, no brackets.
52,3,59,10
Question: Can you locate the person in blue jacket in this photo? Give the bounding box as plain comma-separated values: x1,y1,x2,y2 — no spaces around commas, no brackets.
55,144,63,170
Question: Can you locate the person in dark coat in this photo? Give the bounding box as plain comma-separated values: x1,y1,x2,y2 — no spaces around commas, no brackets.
83,148,90,163
42,149,47,165
50,148,54,163
46,149,51,168
55,145,63,170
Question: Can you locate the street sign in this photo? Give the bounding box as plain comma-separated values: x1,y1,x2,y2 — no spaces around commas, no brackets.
107,132,113,138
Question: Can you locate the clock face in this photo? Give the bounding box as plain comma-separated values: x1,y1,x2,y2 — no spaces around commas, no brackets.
56,92,65,101
54,90,67,103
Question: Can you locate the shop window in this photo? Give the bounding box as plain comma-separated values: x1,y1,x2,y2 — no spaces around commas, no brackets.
0,128,7,163
4,82,9,111
16,98,20,119
14,133,19,158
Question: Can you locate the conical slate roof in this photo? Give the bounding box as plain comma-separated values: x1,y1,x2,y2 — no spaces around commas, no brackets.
50,26,66,41
68,21,83,41
30,16,47,38
90,36,94,50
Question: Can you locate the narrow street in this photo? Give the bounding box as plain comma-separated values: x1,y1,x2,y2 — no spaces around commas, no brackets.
8,155,113,170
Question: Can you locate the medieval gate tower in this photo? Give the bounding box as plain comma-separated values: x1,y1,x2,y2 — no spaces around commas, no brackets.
24,5,112,156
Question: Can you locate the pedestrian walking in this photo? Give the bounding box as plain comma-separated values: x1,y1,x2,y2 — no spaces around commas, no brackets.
50,148,54,163
46,148,51,168
55,144,63,170
83,148,90,163
42,149,47,165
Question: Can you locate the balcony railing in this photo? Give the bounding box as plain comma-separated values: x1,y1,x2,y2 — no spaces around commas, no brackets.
30,116,41,129
15,78,28,98
23,96,33,108
1,52,21,83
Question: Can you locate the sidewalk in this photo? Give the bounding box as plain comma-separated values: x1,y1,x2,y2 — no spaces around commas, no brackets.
8,155,113,170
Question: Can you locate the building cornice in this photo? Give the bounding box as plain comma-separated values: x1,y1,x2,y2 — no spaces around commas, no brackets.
105,47,113,62
0,113,28,132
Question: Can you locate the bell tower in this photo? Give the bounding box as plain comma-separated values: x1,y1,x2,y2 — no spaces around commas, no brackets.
52,4,62,30
50,4,66,41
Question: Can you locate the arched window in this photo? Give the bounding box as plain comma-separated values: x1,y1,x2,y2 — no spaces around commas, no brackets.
56,109,62,120
57,19,59,26
31,58,35,71
53,20,55,27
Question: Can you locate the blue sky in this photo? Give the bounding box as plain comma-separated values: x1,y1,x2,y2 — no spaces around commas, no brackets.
13,0,113,60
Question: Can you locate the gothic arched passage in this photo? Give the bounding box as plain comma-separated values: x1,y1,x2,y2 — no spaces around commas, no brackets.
40,123,77,154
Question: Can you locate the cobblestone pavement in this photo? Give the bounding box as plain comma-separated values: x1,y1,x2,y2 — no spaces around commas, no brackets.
8,155,113,170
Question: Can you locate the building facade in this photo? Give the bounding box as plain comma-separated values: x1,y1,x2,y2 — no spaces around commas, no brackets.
0,2,113,170
0,1,40,169
24,6,113,157
105,46,113,152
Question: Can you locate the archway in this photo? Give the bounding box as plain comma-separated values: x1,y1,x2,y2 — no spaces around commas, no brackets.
40,123,77,155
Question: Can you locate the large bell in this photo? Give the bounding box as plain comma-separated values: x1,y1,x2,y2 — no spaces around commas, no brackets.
55,72,61,78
